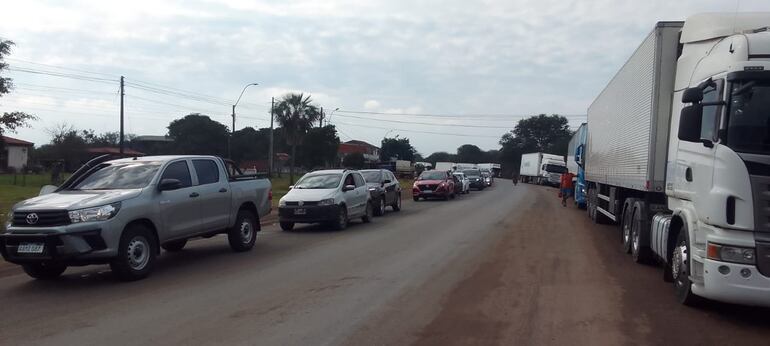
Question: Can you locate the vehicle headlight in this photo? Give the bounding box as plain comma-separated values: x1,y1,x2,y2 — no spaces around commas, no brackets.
68,203,121,223
3,209,11,231
279,199,287,207
368,187,376,191
318,198,335,206
707,243,755,265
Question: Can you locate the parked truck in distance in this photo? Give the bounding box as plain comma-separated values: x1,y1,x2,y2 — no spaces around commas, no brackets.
519,152,567,186
477,163,501,177
434,162,456,172
0,155,272,281
568,123,588,208
584,13,770,307
380,160,414,178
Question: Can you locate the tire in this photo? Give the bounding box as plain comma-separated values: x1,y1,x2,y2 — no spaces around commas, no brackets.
621,200,635,254
450,192,456,199
392,193,402,211
443,193,450,201
374,197,386,216
333,205,349,230
228,210,258,252
161,239,187,252
413,196,420,202
110,224,157,281
22,263,66,280
280,221,295,231
362,202,373,223
672,230,702,306
630,201,653,264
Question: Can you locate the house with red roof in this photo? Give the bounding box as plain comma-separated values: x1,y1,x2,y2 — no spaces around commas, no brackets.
1,135,34,172
337,140,380,163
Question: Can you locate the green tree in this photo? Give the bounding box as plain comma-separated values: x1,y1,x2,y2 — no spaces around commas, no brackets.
425,151,456,166
273,93,322,183
342,152,365,169
167,113,229,156
380,136,416,161
456,144,484,163
0,40,36,141
298,125,339,169
231,127,267,163
499,114,573,175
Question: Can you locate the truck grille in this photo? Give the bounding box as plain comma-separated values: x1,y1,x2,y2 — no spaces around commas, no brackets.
12,210,70,227
750,176,770,233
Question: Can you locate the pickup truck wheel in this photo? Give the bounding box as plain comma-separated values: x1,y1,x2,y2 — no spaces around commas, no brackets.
161,239,187,252
362,202,373,223
374,197,385,216
228,210,257,252
333,206,348,230
280,222,295,231
672,230,702,306
392,193,402,211
110,225,157,281
22,263,66,280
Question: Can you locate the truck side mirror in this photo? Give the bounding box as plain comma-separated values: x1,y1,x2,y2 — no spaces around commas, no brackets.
158,178,183,191
678,104,703,143
682,87,703,103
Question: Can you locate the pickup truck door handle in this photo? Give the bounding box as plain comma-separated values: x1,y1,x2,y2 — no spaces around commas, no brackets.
189,192,200,198
219,188,228,193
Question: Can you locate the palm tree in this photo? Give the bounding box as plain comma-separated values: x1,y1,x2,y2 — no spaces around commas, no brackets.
273,93,322,184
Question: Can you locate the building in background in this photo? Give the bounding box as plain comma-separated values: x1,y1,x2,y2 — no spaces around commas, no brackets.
0,135,34,172
337,140,380,164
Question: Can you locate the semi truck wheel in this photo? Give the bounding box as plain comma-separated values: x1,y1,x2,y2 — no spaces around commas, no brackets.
22,263,67,280
672,230,702,306
630,201,653,264
110,224,157,281
621,199,636,253
228,210,257,252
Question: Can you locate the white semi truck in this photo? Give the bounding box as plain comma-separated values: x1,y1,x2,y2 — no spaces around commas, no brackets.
584,13,770,307
519,152,566,186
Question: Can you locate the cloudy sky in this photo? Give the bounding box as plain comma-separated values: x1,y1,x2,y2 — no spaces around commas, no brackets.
1,0,767,156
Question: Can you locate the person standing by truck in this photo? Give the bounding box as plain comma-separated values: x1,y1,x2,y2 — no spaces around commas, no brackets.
560,172,574,207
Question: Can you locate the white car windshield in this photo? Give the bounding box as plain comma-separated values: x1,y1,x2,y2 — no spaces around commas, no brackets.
294,174,342,189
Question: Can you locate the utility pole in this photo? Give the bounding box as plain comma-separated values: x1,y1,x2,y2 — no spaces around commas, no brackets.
229,104,235,159
268,97,275,177
320,107,324,127
119,76,125,154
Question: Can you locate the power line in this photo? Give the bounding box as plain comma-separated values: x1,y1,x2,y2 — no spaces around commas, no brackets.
330,120,503,138
333,113,513,128
6,57,119,78
7,67,117,84
337,110,587,119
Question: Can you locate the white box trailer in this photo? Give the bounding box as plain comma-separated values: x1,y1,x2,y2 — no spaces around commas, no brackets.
434,162,455,172
520,152,565,185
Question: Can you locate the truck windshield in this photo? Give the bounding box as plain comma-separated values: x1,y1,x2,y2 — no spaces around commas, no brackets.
545,164,567,173
726,80,770,155
463,170,481,177
294,174,342,189
361,171,381,183
73,162,161,190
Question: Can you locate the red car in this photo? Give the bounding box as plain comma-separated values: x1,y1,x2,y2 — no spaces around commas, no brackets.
413,170,456,201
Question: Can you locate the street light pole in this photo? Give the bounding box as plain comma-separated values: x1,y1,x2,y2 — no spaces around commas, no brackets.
327,107,339,126
229,82,258,159
269,97,275,177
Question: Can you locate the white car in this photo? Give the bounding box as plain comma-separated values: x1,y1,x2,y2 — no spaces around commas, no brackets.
452,172,470,194
278,169,373,231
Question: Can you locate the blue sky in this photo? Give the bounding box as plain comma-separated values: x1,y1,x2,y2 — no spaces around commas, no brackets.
1,0,767,155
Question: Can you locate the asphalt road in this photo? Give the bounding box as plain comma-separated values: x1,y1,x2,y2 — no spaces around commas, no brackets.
1,183,769,345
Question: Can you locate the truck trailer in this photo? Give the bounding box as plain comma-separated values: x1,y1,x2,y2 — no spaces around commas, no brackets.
584,13,770,307
568,123,588,208
519,152,566,186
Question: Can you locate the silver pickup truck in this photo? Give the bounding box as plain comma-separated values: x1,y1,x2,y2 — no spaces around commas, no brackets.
0,155,271,281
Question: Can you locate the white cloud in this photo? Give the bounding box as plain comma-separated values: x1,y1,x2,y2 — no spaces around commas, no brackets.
363,100,381,110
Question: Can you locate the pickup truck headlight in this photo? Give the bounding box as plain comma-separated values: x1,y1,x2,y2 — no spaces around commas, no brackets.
318,198,335,206
3,209,11,231
69,203,121,224
707,243,755,265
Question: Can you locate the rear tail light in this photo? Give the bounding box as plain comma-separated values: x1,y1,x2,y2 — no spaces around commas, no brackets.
268,189,273,201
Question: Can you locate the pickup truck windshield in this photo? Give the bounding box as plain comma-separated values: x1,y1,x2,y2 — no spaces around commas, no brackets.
73,162,161,190
419,171,446,180
294,174,342,189
361,171,381,183
726,80,770,155
463,170,481,177
545,164,567,173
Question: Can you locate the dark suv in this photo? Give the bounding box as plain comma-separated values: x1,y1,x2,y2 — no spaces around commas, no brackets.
361,169,402,216
463,169,486,190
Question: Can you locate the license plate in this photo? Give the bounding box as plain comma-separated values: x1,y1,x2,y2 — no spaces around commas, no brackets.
294,208,306,215
17,242,45,254
422,190,433,194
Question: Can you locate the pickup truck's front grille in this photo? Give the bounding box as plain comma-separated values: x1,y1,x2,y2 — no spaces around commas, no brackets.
12,210,70,227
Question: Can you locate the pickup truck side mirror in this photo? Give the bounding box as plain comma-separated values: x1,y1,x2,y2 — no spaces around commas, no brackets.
158,178,183,191
39,185,58,196
678,104,703,143
342,184,356,192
